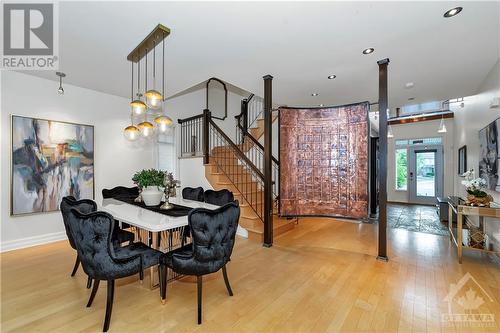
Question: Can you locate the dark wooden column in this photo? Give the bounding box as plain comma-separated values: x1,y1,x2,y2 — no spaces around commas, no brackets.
263,75,274,247
377,58,389,261
202,109,210,165
369,137,379,217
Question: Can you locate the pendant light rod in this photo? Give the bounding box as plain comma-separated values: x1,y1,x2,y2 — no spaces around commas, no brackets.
153,40,156,81
145,48,148,92
137,55,140,96
131,61,133,101
162,31,165,101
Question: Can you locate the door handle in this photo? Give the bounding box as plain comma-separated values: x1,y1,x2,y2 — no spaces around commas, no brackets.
409,172,414,180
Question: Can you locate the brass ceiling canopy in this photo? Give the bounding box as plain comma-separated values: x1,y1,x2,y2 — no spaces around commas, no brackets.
127,24,171,63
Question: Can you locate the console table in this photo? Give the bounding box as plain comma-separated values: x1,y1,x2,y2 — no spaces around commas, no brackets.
447,197,500,263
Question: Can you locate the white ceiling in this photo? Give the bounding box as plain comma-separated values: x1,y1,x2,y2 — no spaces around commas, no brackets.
27,1,500,109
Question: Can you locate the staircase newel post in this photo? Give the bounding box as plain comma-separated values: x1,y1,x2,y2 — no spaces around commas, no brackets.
242,99,248,134
263,75,274,247
377,58,389,262
203,109,210,165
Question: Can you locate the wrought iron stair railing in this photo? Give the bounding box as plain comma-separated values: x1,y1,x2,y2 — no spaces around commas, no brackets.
178,114,203,157
235,95,280,202
208,118,265,220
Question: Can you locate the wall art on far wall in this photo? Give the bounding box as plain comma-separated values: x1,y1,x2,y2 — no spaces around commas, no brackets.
479,117,500,192
458,145,467,175
11,115,94,215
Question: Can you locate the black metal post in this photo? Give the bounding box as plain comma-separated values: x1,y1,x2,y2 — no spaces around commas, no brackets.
202,109,210,165
263,75,273,247
377,58,389,261
242,99,248,134
369,137,379,217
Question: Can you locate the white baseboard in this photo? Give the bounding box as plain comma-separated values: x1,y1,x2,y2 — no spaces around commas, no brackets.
236,225,248,239
1,227,247,252
0,231,67,253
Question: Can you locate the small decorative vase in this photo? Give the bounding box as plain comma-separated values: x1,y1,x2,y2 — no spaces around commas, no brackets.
134,187,143,203
141,186,163,206
160,190,173,210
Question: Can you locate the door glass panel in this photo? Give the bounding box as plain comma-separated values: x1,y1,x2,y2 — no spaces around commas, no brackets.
416,151,435,197
395,148,407,190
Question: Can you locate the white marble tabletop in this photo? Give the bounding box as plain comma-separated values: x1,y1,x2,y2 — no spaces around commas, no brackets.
100,197,220,232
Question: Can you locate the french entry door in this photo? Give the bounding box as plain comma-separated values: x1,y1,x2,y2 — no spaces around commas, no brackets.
408,146,443,205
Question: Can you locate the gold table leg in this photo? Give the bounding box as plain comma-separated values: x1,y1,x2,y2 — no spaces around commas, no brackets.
448,205,452,241
150,231,159,290
457,212,463,264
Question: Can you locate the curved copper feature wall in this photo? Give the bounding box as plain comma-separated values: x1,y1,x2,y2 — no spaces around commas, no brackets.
279,102,369,219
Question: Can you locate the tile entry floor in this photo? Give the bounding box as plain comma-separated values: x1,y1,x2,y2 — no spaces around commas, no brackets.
387,203,449,236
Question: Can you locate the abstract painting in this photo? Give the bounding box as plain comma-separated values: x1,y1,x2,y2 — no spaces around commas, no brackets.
479,117,500,192
279,102,369,219
11,115,94,215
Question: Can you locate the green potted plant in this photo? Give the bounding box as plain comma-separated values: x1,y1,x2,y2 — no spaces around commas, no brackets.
132,169,165,206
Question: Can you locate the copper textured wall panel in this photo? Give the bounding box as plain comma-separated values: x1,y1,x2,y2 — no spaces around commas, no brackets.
279,103,369,219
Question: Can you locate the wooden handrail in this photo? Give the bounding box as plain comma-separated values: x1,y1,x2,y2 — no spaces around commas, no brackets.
178,114,203,124
209,119,265,180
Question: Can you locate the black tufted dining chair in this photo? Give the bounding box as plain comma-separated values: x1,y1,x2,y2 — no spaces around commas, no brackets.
203,189,234,206
60,196,97,289
66,208,165,332
102,186,140,230
182,187,204,202
180,187,204,246
159,201,240,324
102,186,140,200
61,196,135,288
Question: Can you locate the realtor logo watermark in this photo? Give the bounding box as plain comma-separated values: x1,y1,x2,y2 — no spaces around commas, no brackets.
1,1,58,69
442,272,496,328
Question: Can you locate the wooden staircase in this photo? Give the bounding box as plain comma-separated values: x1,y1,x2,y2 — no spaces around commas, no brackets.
247,110,279,141
204,147,296,241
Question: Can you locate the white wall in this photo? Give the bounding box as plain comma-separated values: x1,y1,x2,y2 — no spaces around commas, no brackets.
387,118,455,203
1,71,154,251
451,58,500,249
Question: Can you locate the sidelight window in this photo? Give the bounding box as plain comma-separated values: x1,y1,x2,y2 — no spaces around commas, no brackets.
395,148,408,190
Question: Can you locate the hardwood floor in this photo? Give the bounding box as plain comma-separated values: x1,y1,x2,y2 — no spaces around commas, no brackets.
1,218,499,332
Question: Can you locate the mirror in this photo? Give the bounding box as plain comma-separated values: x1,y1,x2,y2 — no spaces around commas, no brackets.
206,78,227,120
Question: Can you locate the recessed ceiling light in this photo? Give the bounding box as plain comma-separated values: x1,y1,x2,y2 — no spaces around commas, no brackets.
405,82,414,89
362,48,374,55
319,104,324,107
444,7,462,18
327,75,336,79
311,93,319,97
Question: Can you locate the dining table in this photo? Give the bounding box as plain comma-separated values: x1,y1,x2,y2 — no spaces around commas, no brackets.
100,196,221,289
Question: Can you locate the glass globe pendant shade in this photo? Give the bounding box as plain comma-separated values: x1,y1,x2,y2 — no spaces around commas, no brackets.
144,89,163,110
130,99,147,115
154,115,173,133
123,125,140,141
138,121,155,138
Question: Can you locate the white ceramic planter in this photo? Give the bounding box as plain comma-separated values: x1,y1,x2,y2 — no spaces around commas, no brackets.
141,186,163,206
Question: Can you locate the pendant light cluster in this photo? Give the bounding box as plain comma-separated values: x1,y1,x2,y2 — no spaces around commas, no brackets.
124,25,173,142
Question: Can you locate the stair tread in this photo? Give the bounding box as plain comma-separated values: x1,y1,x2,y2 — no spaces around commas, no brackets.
217,181,258,185
240,214,260,220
